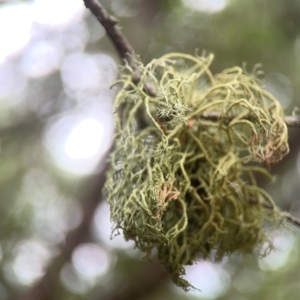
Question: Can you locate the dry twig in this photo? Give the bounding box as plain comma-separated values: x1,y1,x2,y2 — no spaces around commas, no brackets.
200,112,300,128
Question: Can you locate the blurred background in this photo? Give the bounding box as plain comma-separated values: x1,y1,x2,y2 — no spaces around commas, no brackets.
0,0,300,299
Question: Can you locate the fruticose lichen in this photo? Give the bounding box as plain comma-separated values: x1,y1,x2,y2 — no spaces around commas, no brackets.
104,53,289,290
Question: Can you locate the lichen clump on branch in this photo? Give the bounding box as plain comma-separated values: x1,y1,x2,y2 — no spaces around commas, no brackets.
104,53,289,290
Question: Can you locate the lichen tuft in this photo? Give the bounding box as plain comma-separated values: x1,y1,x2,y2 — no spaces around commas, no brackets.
104,53,289,290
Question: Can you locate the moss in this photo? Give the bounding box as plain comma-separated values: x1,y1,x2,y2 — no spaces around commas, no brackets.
104,52,289,290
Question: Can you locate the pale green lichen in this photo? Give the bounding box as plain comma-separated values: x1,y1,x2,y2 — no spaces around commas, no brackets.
104,53,289,290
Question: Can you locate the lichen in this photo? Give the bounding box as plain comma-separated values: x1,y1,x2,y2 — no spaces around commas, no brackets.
104,52,289,290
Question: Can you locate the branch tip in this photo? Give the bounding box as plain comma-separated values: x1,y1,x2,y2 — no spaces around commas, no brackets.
83,0,136,69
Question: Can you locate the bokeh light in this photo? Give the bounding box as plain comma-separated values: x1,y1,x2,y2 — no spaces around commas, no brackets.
44,112,114,175
93,202,137,253
21,40,65,78
177,261,230,299
44,52,116,176
10,239,52,286
60,263,92,294
64,119,103,159
72,243,113,280
182,0,229,13
61,53,102,92
0,3,32,62
20,168,83,244
62,243,114,295
61,53,118,94
32,0,85,29
259,231,295,271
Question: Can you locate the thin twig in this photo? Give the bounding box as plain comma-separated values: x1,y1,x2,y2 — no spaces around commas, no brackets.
284,115,300,127
248,197,300,227
282,211,300,227
199,111,300,128
83,0,156,96
83,0,136,68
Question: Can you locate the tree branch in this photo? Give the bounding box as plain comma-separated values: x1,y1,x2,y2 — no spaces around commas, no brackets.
199,112,300,128
248,197,300,227
284,115,300,127
83,0,156,96
282,211,300,227
83,0,136,69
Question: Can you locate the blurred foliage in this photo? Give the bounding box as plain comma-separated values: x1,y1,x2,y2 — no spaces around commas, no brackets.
1,0,300,299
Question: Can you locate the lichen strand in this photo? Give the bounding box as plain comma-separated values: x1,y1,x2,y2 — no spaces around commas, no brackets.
104,53,289,290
